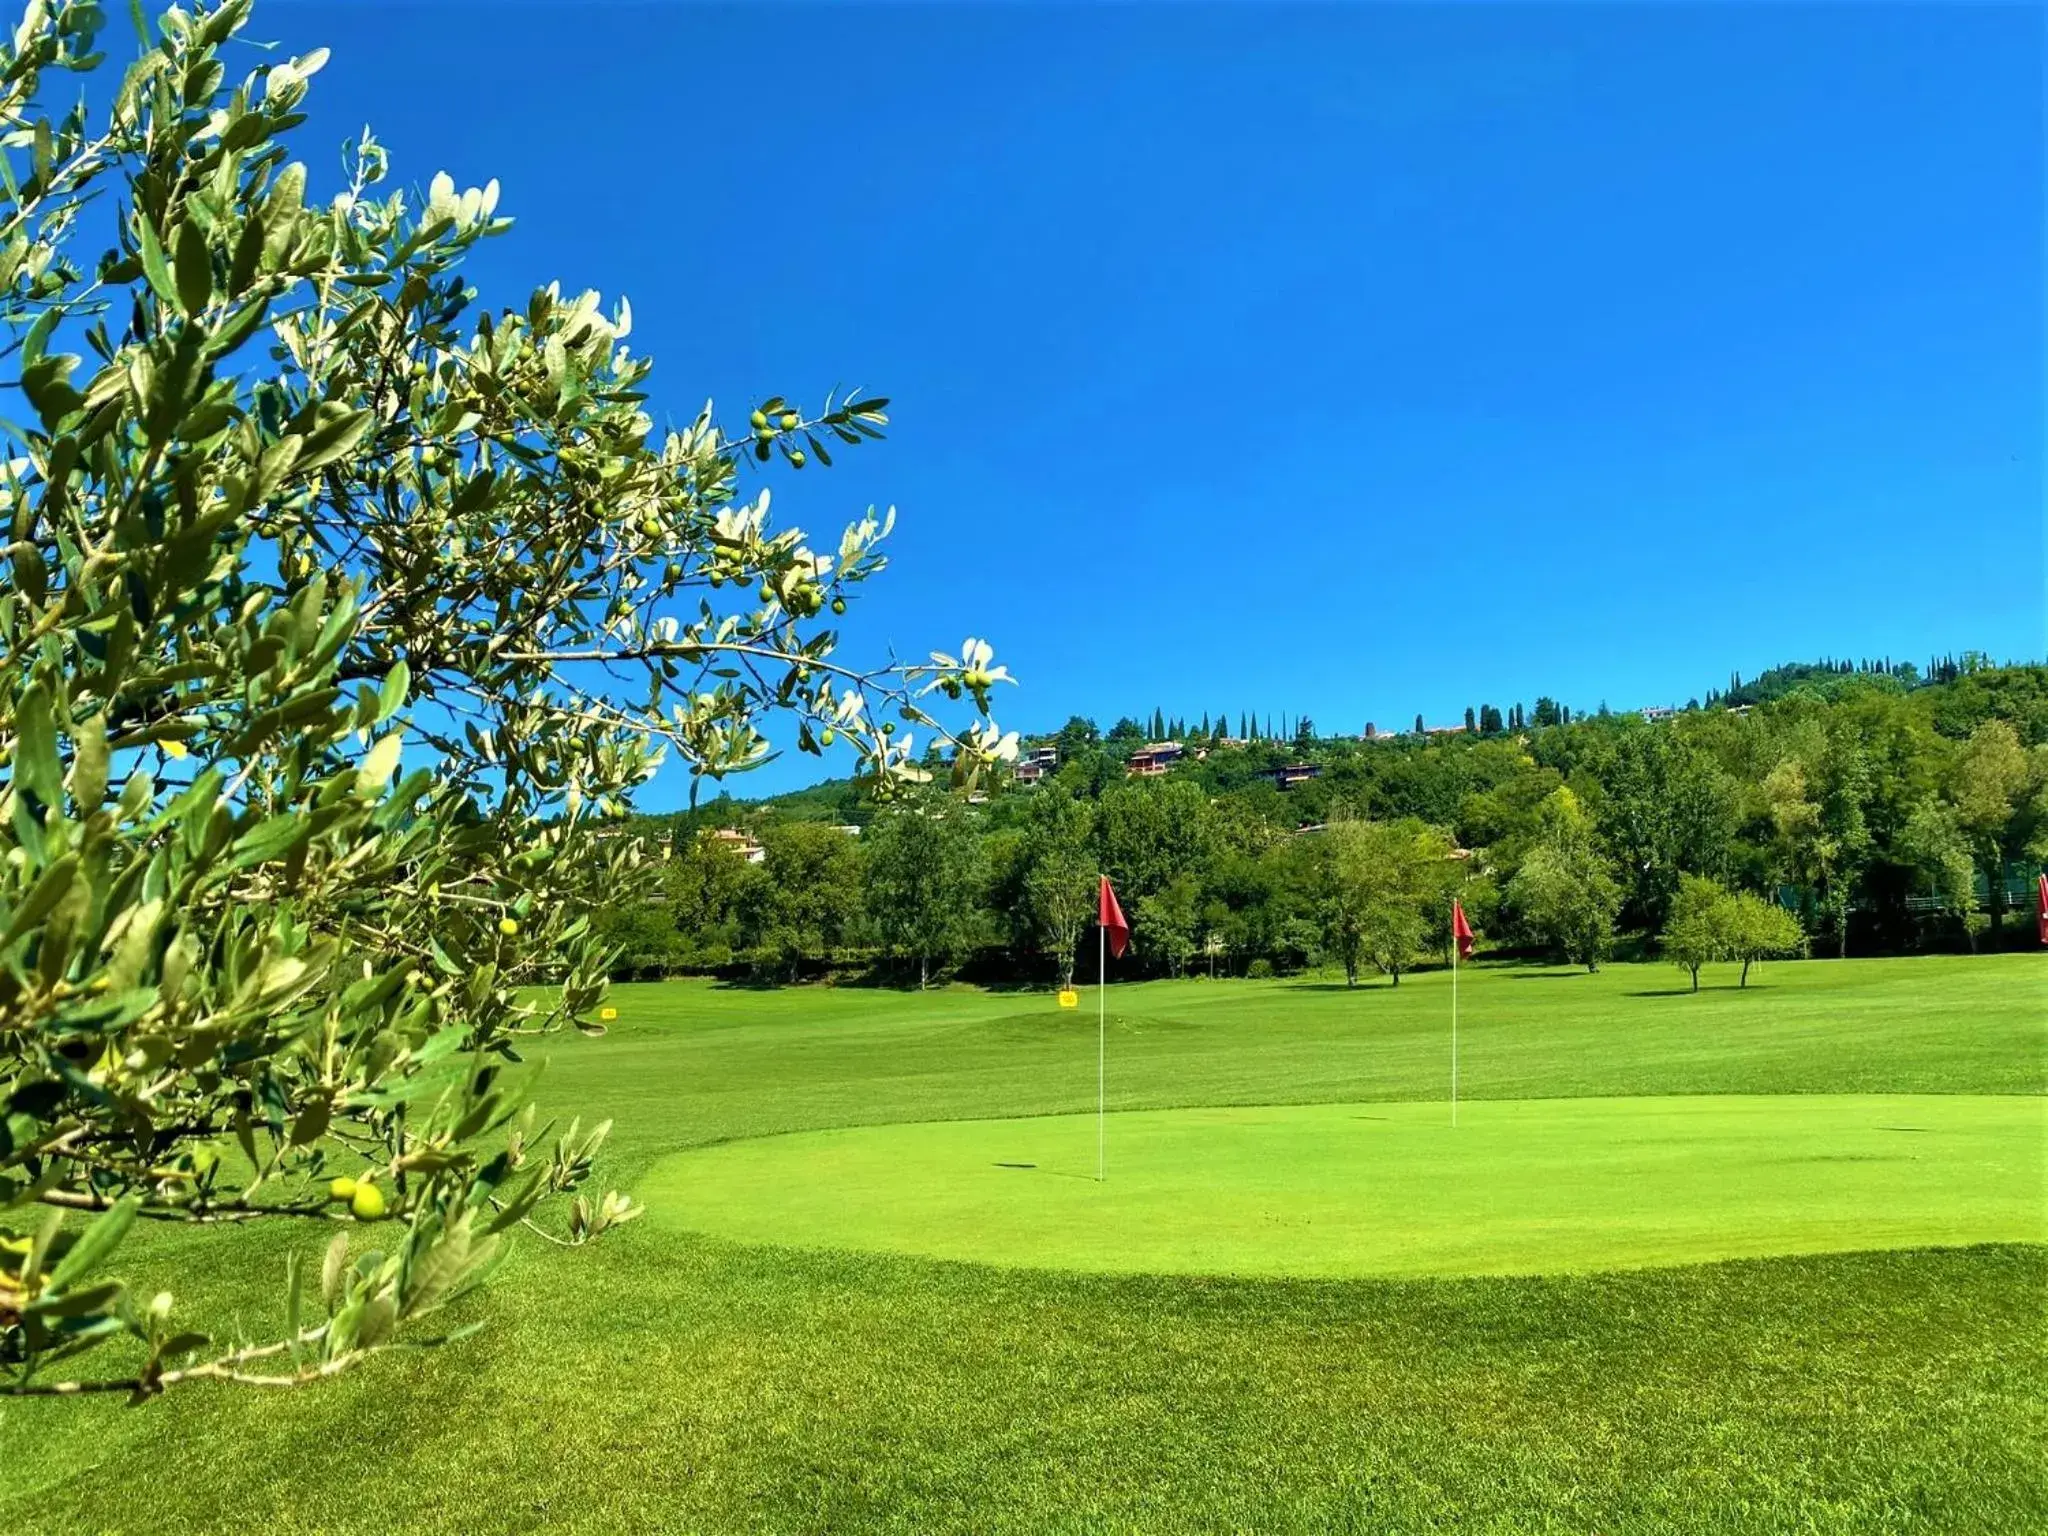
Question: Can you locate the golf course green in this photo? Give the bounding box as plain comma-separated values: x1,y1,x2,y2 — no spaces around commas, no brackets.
647,1094,2044,1277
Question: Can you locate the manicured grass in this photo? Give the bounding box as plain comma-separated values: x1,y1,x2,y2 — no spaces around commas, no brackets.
647,1095,2044,1277
3,955,2043,1534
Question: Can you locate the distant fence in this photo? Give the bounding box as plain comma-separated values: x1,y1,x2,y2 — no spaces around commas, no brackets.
1780,868,2045,917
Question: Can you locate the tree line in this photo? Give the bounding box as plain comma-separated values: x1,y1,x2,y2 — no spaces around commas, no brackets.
599,662,2048,987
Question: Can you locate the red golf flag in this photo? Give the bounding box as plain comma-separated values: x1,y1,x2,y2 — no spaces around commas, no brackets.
1098,876,1130,958
2036,873,2047,946
1452,898,1474,961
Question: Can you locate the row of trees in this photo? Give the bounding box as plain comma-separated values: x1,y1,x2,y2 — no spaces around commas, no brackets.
612,664,2048,986
1660,878,1809,990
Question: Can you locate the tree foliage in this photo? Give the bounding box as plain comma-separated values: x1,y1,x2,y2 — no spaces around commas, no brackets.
1659,875,1731,991
1507,789,1622,971
864,801,980,988
1721,890,1808,986
0,0,1012,1399
1309,819,1460,987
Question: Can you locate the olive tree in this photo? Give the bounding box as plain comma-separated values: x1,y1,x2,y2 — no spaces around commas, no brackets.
0,0,1012,1399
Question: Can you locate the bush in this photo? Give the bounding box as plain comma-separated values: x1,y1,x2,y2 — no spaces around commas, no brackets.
1246,958,1276,980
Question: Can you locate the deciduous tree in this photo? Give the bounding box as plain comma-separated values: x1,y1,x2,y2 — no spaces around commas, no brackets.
1660,875,1731,991
1947,721,2048,946
864,800,981,988
1507,789,1622,970
1722,892,1807,986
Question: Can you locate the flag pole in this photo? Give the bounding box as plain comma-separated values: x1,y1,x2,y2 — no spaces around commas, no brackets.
1450,900,1459,1129
1097,918,1106,1182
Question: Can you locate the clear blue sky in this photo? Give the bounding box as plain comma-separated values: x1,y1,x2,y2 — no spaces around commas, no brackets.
272,2,2042,800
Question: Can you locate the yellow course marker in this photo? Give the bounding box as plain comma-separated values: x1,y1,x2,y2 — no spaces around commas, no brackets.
1057,989,1079,1009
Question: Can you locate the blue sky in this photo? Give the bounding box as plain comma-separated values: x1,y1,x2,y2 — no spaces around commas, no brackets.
270,2,2042,800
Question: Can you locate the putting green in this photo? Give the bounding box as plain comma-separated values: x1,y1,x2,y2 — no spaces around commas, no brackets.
643,1094,2045,1278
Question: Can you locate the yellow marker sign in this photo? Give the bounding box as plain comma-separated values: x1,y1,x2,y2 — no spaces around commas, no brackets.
1057,989,1079,1009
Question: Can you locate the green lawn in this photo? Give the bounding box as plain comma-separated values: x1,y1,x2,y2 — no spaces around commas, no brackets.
649,1095,2042,1277
4,954,2044,1534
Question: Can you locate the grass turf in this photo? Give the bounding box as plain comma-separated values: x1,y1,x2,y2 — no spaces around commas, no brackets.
2,953,2043,1534
645,1094,2044,1277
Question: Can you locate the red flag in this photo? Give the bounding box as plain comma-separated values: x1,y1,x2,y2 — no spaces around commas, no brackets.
2037,873,2047,946
1098,876,1130,958
1452,898,1474,961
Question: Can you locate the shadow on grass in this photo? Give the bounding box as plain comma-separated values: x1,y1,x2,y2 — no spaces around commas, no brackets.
1625,985,1772,997
709,974,791,991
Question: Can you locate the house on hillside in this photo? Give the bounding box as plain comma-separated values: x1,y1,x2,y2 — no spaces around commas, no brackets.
1126,741,1185,777
1257,763,1322,791
1014,745,1060,784
707,827,765,864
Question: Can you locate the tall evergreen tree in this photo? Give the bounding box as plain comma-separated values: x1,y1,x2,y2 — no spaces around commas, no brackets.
1464,706,1477,733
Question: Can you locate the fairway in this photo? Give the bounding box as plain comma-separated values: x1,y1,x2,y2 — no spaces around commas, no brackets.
649,1094,2044,1277
5,957,2042,1535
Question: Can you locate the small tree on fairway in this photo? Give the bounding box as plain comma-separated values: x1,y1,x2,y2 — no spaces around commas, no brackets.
1660,876,1731,991
1723,893,1807,986
1311,820,1450,986
0,0,1013,1400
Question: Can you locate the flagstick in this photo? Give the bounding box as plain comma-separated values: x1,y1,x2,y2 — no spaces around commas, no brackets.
1450,905,1459,1129
1097,919,1107,1182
